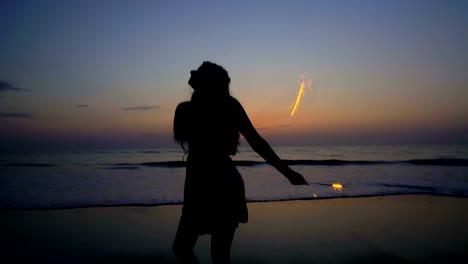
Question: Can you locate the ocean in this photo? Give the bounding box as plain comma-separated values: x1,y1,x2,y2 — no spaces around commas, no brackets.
1,145,467,209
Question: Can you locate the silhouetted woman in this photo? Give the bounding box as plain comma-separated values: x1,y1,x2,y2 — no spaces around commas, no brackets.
173,61,308,264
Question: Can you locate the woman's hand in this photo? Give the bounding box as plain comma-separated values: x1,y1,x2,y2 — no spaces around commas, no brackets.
285,170,308,185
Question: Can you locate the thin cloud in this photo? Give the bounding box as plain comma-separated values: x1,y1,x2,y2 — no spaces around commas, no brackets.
121,105,160,111
257,126,273,131
0,81,31,92
257,124,290,130
0,112,33,119
76,104,88,108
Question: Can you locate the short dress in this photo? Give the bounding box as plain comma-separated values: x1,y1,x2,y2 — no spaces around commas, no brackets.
180,152,248,235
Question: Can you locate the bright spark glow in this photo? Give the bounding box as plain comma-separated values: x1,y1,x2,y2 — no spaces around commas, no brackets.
290,72,312,116
332,183,343,191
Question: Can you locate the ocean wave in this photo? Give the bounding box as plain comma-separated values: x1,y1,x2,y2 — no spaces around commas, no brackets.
368,183,437,192
140,150,161,154
0,163,55,167
407,159,468,166
2,193,466,211
3,159,467,169
103,166,141,170
101,158,468,168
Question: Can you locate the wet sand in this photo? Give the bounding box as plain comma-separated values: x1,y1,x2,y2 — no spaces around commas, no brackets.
1,194,467,263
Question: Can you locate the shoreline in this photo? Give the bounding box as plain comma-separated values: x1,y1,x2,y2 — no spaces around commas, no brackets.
2,192,467,211
2,194,467,263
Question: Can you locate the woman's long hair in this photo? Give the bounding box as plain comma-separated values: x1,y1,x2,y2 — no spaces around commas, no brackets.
174,61,240,155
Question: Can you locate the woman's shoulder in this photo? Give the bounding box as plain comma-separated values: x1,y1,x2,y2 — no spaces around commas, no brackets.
228,96,243,109
177,101,191,107
175,97,243,113
175,101,192,113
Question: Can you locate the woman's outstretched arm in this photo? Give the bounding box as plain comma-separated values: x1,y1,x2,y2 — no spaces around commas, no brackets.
236,100,308,185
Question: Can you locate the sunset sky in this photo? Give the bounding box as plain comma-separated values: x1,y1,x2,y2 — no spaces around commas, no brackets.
1,0,467,150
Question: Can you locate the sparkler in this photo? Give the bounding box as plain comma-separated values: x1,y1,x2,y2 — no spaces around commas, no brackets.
290,72,312,116
310,182,344,198
332,183,343,191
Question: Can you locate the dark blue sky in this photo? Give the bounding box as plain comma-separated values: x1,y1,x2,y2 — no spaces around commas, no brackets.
1,0,467,149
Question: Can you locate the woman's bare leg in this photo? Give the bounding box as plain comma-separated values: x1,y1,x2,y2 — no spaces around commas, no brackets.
173,216,200,264
211,228,236,264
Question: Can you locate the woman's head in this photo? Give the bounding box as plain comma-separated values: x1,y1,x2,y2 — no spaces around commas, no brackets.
188,61,230,96
175,61,239,155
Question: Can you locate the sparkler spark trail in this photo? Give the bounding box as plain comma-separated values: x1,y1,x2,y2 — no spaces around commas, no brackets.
290,72,312,117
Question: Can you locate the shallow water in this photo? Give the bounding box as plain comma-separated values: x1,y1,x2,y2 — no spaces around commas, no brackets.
1,145,467,209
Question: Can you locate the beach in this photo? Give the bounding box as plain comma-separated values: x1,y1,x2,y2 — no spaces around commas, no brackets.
2,194,467,264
